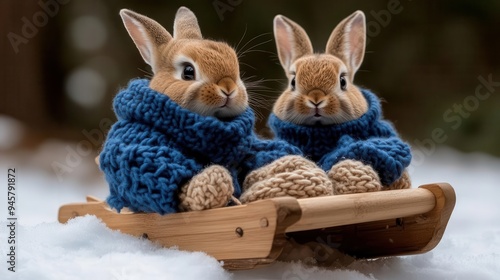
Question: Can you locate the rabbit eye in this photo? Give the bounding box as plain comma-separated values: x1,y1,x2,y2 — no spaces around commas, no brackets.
290,76,296,91
182,64,195,81
340,74,347,90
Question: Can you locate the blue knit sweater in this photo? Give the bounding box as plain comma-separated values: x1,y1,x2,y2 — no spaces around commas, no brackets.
268,88,412,186
100,79,301,214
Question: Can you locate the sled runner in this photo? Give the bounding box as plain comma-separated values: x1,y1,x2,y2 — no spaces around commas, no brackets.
58,183,455,270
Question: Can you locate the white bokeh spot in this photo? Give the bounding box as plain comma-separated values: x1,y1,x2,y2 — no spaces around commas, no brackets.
65,68,106,108
70,16,107,51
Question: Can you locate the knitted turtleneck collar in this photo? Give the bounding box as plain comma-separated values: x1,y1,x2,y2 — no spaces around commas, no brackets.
114,79,254,163
268,88,385,160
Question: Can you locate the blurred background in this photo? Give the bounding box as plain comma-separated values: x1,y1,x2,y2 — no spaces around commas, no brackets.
1,0,499,187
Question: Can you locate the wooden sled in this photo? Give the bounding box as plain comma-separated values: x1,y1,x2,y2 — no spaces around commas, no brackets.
58,183,455,270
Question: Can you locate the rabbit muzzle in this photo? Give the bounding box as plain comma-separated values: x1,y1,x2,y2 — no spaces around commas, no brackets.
217,77,237,97
211,77,248,118
305,89,328,116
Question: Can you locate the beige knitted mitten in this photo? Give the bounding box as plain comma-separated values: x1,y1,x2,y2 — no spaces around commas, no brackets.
384,170,411,190
240,155,333,203
178,165,234,211
328,159,382,194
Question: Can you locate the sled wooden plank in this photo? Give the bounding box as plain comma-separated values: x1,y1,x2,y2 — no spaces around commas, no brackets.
59,197,301,269
58,183,455,269
86,196,100,203
286,186,437,232
287,183,456,261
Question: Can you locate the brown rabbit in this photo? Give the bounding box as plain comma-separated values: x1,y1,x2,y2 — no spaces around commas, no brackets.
108,7,250,212
269,11,412,194
120,7,248,118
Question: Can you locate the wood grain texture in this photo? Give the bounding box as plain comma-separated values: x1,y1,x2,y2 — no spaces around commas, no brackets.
286,187,437,232
59,196,301,269
58,183,455,270
287,183,456,262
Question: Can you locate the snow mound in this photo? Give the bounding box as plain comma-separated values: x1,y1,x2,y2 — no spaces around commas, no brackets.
0,216,230,280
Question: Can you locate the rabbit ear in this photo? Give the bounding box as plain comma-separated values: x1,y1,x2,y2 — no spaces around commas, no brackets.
326,10,366,78
274,15,313,70
173,7,202,39
120,9,172,73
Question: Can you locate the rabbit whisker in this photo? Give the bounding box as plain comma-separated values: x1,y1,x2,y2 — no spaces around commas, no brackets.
239,49,276,59
236,32,271,57
234,25,248,52
240,62,257,70
238,39,273,58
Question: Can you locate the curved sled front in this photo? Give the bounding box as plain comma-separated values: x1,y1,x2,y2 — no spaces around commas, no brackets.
286,183,456,263
58,183,455,270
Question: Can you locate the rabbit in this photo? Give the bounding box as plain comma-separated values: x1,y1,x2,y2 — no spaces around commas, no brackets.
99,7,332,215
269,11,412,194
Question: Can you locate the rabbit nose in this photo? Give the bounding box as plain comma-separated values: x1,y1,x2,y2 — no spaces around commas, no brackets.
307,89,326,105
220,89,234,97
309,100,324,107
218,77,237,97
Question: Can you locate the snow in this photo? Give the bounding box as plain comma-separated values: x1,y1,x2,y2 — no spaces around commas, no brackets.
0,119,499,279
5,216,230,280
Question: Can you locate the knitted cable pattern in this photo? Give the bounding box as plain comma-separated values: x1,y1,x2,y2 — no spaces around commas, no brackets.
328,160,382,194
385,170,411,190
268,88,412,186
100,79,302,214
178,165,234,211
240,155,333,203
